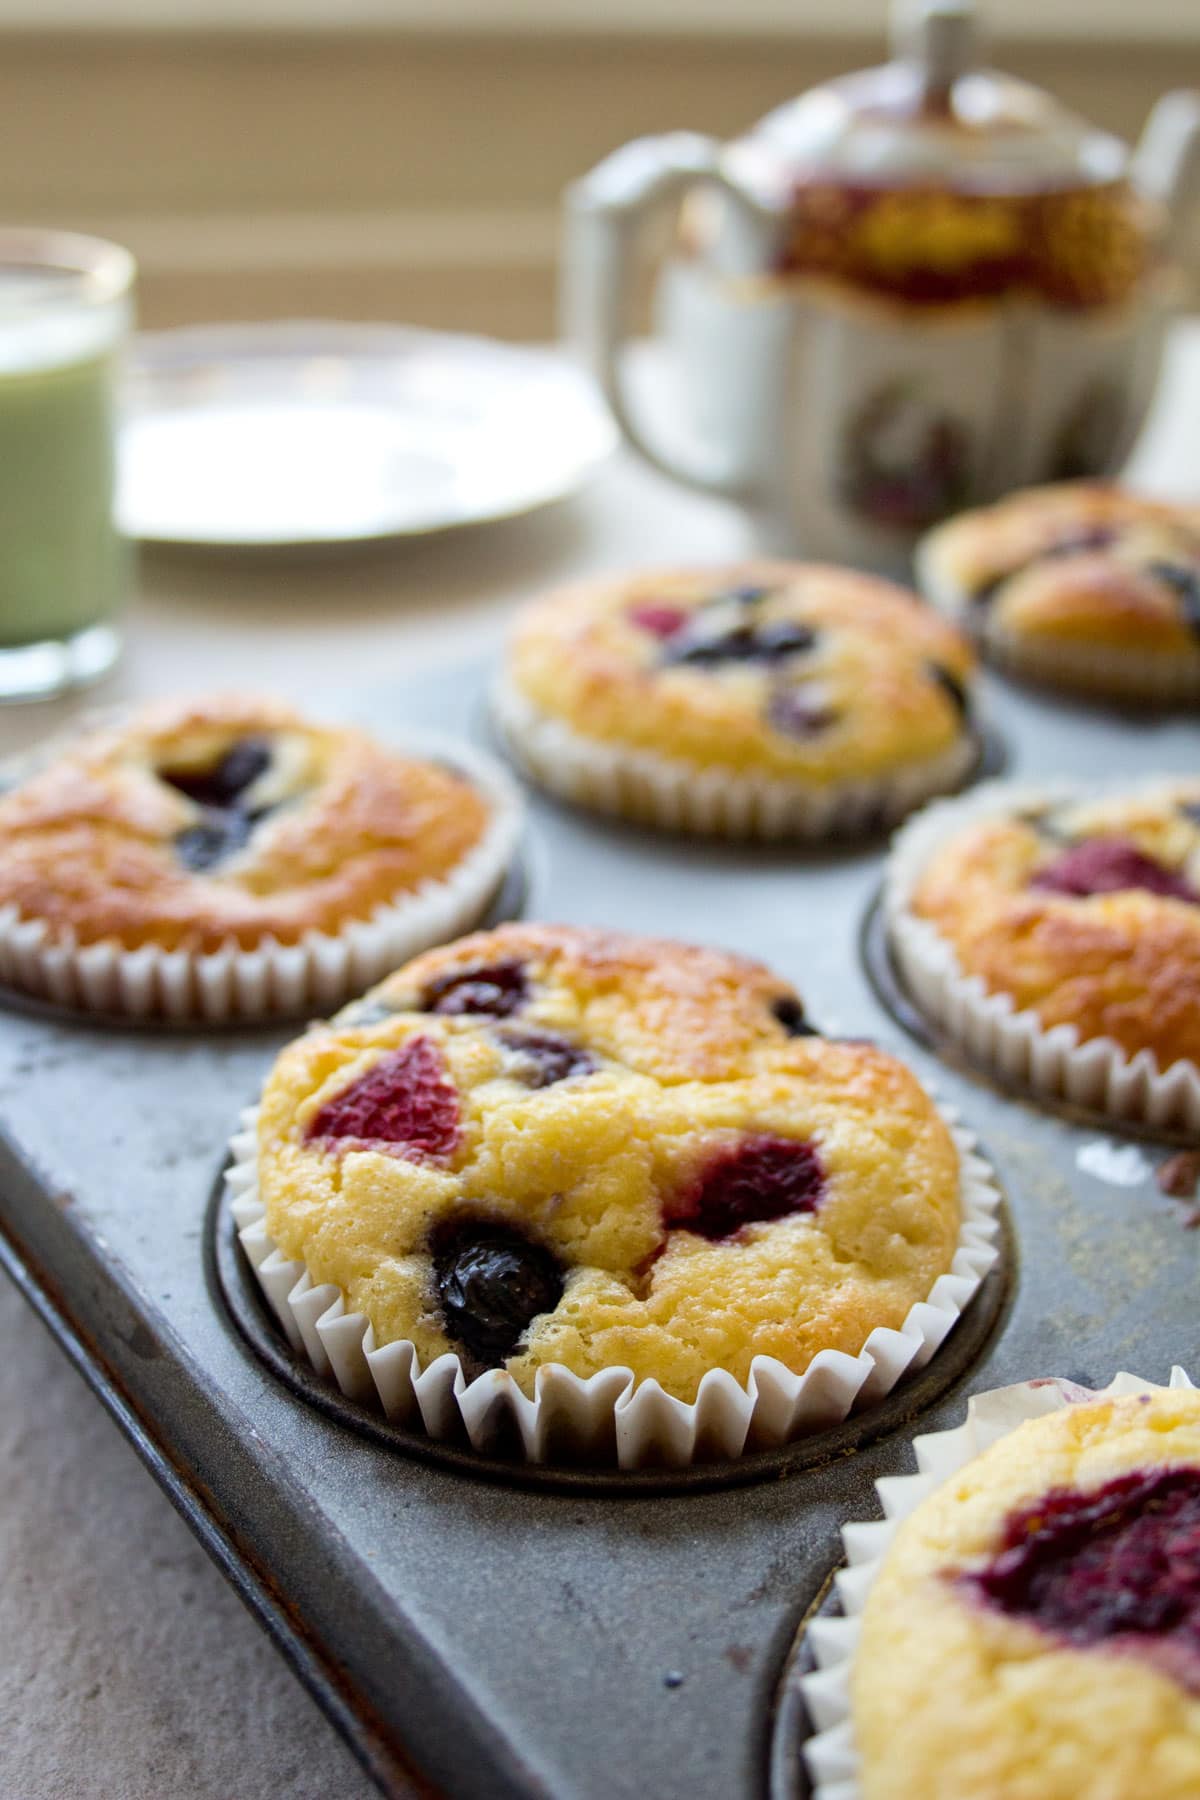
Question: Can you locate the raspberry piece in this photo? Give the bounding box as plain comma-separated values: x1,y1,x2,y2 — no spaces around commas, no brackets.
666,1134,825,1241
1031,837,1199,905
308,1035,460,1160
430,1216,564,1367
629,603,689,639
497,1028,594,1088
423,960,528,1018
965,1466,1200,1694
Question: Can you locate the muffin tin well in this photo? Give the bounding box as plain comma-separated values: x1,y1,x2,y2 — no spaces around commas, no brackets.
860,888,1200,1147
210,1164,1014,1494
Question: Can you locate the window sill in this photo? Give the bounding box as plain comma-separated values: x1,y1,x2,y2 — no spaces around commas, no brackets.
2,0,1196,41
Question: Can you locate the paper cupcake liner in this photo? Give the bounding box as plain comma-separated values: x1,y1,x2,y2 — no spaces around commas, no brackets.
885,778,1200,1135
799,1366,1197,1800
225,1099,1002,1470
978,619,1200,704
490,674,979,841
915,545,1200,705
0,733,523,1025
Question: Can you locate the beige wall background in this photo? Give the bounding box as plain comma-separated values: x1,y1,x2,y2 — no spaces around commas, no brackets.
1,26,1197,336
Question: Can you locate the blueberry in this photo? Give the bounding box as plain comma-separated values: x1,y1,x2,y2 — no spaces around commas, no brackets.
663,619,817,668
927,661,970,718
770,995,821,1038
497,1028,594,1088
431,1217,564,1366
664,622,759,666
1147,561,1200,640
712,585,773,606
1021,806,1073,845
161,735,272,809
337,998,398,1028
1044,526,1118,560
766,686,838,739
970,527,1118,605
423,960,528,1018
752,621,819,660
165,735,276,873
174,808,254,872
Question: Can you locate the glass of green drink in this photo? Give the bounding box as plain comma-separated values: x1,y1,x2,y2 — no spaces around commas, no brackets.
0,230,135,700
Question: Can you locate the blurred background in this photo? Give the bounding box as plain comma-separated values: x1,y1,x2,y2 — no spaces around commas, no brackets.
3,0,1198,339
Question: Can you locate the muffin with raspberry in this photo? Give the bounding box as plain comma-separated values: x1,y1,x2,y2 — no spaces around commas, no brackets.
887,778,1200,1132
916,483,1200,702
849,1386,1200,1800
244,924,994,1455
0,693,519,1020
492,562,979,838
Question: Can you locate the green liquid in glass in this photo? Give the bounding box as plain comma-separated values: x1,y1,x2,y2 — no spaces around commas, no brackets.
0,335,128,650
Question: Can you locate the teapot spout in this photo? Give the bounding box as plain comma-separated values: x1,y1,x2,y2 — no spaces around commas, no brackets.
1132,91,1200,253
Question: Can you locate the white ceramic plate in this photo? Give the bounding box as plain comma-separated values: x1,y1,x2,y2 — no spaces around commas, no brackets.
118,321,616,549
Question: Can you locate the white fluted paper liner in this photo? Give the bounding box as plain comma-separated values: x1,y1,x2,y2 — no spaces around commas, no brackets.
0,734,523,1024
886,778,1200,1135
916,543,1200,705
491,674,978,841
225,1099,1002,1469
978,620,1200,705
800,1366,1198,1800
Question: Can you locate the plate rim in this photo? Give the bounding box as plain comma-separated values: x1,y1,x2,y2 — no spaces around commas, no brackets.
118,317,617,550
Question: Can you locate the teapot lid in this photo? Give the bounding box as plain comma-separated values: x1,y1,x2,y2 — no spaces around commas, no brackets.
743,1,1129,195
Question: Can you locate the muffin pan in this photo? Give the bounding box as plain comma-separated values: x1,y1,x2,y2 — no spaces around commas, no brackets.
0,655,1195,1800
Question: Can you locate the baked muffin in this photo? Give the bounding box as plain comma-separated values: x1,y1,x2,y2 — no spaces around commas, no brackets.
249,923,974,1421
0,693,519,1020
492,561,979,838
887,779,1200,1132
916,483,1200,702
851,1387,1200,1800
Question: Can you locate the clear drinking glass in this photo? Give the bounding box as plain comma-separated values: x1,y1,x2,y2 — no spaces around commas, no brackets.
0,229,135,700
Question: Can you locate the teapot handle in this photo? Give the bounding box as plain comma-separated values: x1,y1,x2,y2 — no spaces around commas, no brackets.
1133,91,1200,258
562,132,787,501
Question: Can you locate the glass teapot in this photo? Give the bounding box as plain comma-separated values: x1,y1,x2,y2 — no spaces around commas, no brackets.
564,1,1200,569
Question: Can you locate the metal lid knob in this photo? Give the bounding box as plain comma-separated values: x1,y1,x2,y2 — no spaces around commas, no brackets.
891,0,978,102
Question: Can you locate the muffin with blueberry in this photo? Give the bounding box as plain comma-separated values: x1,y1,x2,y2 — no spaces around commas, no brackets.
887,778,1200,1131
916,483,1200,702
850,1386,1200,1799
492,562,979,838
247,923,990,1445
0,693,519,1020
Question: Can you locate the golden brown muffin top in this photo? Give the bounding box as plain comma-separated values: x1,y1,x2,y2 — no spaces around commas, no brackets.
919,483,1200,654
853,1389,1200,1800
910,782,1200,1070
504,560,976,782
0,693,492,953
257,923,963,1402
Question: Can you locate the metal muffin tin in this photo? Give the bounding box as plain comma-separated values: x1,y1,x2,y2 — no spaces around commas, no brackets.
0,656,1195,1800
